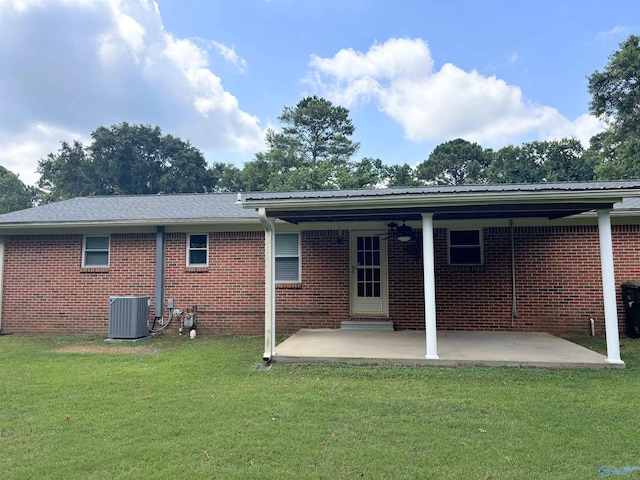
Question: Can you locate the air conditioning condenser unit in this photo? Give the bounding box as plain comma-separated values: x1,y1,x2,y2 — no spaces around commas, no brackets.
108,296,150,340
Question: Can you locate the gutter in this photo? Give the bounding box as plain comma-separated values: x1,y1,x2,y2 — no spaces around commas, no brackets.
258,208,276,361
510,220,518,326
0,217,261,230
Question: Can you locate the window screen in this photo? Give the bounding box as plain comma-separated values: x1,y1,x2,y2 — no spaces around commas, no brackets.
188,233,208,266
448,229,483,265
275,233,300,282
84,236,109,267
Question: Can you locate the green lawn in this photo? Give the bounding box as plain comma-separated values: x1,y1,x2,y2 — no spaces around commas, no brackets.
0,334,639,479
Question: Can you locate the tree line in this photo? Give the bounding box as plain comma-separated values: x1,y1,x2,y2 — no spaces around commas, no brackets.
1,34,638,214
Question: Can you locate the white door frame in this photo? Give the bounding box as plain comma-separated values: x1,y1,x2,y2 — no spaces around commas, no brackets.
350,231,388,317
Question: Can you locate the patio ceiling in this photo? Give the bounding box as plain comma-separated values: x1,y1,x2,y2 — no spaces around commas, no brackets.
263,202,615,224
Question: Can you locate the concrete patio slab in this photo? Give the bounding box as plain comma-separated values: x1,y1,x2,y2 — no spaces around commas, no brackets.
274,329,621,369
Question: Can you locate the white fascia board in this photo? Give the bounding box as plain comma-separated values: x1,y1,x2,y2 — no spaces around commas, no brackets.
0,217,261,234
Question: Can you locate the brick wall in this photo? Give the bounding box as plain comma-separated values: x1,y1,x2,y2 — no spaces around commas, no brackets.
384,225,640,335
161,231,265,335
1,224,638,336
1,234,156,334
276,230,350,332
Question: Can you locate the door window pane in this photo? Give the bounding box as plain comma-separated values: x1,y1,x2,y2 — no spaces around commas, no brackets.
355,235,382,298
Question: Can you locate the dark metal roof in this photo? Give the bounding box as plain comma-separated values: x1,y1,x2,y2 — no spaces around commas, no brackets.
0,182,638,229
242,181,640,202
241,181,640,223
0,193,256,226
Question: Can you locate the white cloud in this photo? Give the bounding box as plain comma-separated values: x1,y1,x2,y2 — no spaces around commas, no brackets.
0,123,87,185
539,113,604,146
307,37,603,148
0,0,264,185
211,41,247,72
596,25,627,42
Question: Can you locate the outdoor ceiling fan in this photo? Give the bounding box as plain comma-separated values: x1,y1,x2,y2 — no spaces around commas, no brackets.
386,221,413,242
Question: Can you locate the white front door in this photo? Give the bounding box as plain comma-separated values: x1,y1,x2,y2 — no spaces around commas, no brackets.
350,232,388,316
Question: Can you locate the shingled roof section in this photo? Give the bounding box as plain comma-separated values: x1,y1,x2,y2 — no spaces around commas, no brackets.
0,193,256,225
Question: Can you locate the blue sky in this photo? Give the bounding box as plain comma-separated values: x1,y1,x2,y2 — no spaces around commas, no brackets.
0,0,637,186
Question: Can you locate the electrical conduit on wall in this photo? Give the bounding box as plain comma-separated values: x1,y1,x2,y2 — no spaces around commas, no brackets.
154,227,166,320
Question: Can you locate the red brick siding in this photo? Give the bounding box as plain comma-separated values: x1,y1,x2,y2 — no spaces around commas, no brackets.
1,225,638,336
161,232,265,335
276,230,350,332
384,225,640,335
1,234,156,334
387,236,427,328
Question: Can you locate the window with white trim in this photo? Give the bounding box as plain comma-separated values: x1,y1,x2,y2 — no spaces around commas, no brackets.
275,233,300,282
448,229,483,266
187,233,209,266
83,235,110,267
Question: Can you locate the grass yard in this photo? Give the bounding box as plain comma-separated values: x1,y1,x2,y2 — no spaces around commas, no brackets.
0,334,639,479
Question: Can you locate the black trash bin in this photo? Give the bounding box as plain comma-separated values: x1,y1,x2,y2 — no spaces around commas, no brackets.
621,282,640,338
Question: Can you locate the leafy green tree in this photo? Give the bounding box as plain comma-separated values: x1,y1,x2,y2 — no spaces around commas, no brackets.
89,123,209,194
37,140,96,202
0,166,36,214
385,163,421,187
272,95,359,166
335,157,387,189
245,96,360,191
541,138,595,182
207,162,243,192
240,152,275,192
589,35,640,126
587,34,640,179
486,144,543,183
38,123,211,200
416,138,489,185
487,139,595,183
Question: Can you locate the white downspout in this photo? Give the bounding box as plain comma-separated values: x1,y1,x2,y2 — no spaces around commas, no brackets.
598,209,624,365
259,208,276,361
0,239,4,333
510,219,518,326
422,213,439,359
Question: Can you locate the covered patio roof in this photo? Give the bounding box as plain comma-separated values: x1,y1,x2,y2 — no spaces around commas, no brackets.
242,181,640,367
242,181,640,223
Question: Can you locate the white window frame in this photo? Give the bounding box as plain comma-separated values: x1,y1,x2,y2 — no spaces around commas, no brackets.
448,229,484,266
82,235,110,267
275,233,301,282
187,233,209,267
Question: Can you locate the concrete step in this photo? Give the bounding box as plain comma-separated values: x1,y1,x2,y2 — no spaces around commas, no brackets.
341,321,395,332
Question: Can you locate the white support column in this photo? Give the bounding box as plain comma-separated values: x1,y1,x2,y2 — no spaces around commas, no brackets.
598,209,623,365
422,213,439,359
259,208,276,361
